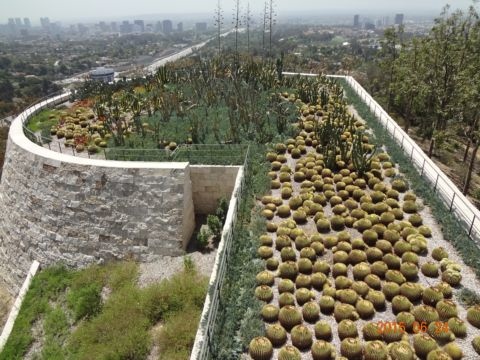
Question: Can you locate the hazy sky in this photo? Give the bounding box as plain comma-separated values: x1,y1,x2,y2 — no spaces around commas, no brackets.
1,0,476,24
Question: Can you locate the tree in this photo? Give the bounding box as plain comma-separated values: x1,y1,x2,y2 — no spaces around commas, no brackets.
268,0,277,56
233,0,242,65
214,0,224,54
244,2,252,53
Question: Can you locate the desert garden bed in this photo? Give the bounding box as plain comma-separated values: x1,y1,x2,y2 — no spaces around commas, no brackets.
245,79,480,360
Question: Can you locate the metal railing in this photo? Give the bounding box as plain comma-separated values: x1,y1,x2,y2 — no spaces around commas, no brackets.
343,75,480,245
191,145,250,360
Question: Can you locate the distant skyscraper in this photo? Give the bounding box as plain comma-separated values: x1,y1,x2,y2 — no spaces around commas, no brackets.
395,14,404,26
111,22,118,32
177,22,183,32
162,20,173,34
353,14,360,28
134,20,145,32
14,18,22,27
383,16,390,26
155,21,163,32
195,22,207,32
24,18,31,28
120,20,132,34
7,18,15,34
40,17,50,31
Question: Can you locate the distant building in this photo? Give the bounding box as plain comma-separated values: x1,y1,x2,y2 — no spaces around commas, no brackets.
111,21,118,32
120,20,132,34
353,15,360,28
90,67,114,83
365,22,376,30
78,23,88,35
134,20,145,32
99,21,109,32
14,18,22,27
40,17,50,29
383,16,390,26
155,21,163,32
163,20,173,34
177,22,183,32
24,18,31,28
395,14,404,26
195,22,207,32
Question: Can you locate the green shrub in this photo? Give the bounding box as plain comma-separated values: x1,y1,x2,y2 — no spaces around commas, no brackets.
207,214,222,240
196,227,210,250
67,283,102,321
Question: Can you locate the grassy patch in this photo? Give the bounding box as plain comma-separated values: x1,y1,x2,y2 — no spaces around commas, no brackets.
26,109,59,133
0,261,208,360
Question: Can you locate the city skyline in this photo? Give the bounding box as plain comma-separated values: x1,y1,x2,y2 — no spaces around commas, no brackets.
0,0,476,24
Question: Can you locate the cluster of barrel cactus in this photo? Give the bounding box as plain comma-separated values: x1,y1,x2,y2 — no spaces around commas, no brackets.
249,88,479,360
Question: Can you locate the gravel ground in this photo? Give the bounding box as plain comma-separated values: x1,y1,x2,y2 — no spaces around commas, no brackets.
244,106,480,360
138,250,217,288
0,284,13,334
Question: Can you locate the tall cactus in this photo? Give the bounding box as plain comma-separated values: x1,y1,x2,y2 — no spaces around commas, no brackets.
352,131,376,176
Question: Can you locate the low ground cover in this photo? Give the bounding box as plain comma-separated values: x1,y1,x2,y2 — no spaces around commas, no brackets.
0,260,208,360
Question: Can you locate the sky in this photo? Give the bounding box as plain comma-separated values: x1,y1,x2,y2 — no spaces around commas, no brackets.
0,0,476,24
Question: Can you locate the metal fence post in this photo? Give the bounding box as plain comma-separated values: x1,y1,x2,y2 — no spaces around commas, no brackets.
449,193,456,212
420,159,426,176
469,215,476,237
433,174,440,192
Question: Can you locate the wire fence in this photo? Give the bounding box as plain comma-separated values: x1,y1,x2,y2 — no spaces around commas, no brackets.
343,75,480,246
191,145,251,360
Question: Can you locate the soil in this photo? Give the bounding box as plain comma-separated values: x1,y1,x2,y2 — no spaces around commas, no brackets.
0,284,13,334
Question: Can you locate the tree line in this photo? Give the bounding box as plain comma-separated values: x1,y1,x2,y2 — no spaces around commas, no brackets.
371,5,480,195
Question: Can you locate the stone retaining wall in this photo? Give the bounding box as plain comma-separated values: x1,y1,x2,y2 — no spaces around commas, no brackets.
0,95,242,297
190,166,240,215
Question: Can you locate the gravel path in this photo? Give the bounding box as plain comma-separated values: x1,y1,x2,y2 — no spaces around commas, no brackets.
138,250,217,288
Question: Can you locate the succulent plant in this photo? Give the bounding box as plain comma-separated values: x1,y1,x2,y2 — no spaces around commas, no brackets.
314,321,332,340
423,286,444,307
295,288,313,305
413,334,439,358
279,292,296,308
349,250,368,265
311,242,325,256
472,336,480,355
402,201,418,214
249,337,273,360
467,305,480,328
295,274,312,289
356,299,375,319
412,305,440,324
394,240,412,257
364,340,388,360
436,300,458,320
334,303,360,322
302,301,320,322
255,285,274,302
265,324,287,347
397,311,416,332
323,285,337,298
261,304,280,322
382,282,401,301
421,262,440,278
408,214,423,227
351,281,370,297
256,271,275,286
276,235,291,250
447,317,467,337
335,275,353,289
400,262,419,280
442,342,463,360
400,282,424,302
313,260,330,274
363,229,379,246
435,282,453,298
311,340,333,360
340,337,363,359
426,349,454,360
279,261,299,280
278,305,302,330
338,319,359,340
258,246,274,259
334,251,350,264
278,279,295,294
392,295,414,314
291,324,313,350
297,258,313,274
266,258,279,271
388,341,415,360
317,294,335,314
278,345,302,360
337,289,359,305
367,290,386,310
386,270,407,285
427,321,455,342
365,274,382,290
383,254,402,270
441,269,462,287
362,322,383,341
352,262,371,280
333,263,349,278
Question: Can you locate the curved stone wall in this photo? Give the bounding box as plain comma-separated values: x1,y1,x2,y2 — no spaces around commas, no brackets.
0,96,196,295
